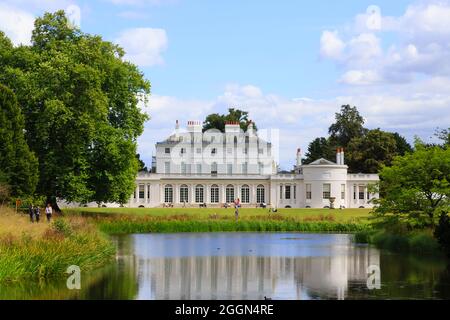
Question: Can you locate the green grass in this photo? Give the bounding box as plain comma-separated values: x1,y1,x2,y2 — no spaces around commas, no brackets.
66,207,373,234
0,208,115,282
68,207,372,222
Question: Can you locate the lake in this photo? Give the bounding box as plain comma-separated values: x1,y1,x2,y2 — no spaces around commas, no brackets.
1,232,450,300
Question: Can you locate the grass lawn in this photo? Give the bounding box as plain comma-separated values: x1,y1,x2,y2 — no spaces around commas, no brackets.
67,207,373,224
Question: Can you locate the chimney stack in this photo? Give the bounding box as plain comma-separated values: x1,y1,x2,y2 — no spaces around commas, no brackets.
296,148,302,166
336,148,341,165
341,148,345,165
175,120,180,136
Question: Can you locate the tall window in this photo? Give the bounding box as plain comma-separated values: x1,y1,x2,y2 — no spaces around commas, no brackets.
211,162,218,176
257,185,265,203
197,163,202,174
294,185,296,200
139,185,144,199
241,185,250,203
164,185,173,203
227,163,233,175
181,162,186,174
323,184,331,199
359,185,365,200
164,162,170,174
341,184,346,200
226,185,235,203
195,185,204,203
258,162,263,175
210,185,219,203
285,185,291,200
165,148,171,154
353,185,357,200
306,184,312,200
280,185,283,199
180,185,189,203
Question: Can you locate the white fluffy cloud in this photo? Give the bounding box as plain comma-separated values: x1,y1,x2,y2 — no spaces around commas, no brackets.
115,28,168,67
0,3,35,46
321,1,450,85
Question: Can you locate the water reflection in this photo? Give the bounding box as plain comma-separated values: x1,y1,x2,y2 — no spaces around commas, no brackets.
128,233,380,300
1,233,449,300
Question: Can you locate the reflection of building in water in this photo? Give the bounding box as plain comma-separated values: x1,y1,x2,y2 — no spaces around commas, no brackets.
134,248,379,300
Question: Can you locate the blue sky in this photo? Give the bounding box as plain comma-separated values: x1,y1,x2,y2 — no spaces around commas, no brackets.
1,0,449,169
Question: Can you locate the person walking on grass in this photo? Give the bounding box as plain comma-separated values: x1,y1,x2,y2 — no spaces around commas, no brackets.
28,204,35,223
234,198,241,221
34,205,40,223
45,204,53,222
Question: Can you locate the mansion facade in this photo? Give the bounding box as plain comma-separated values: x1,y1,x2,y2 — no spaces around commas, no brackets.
128,121,379,209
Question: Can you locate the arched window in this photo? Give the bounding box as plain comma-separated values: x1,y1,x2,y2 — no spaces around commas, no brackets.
241,185,250,203
195,184,204,203
257,185,265,204
226,185,235,203
164,185,173,203
210,184,219,203
180,184,189,203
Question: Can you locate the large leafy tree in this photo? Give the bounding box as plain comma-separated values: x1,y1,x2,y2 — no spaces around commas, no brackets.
0,11,150,204
373,141,450,228
0,84,39,196
203,108,255,132
303,137,335,164
346,129,399,173
328,105,367,147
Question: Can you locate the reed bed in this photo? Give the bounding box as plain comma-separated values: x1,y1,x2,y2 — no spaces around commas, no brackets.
0,207,115,282
94,215,370,234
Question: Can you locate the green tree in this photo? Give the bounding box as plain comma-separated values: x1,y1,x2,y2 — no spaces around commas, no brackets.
391,132,413,155
346,129,399,173
436,128,450,147
0,11,150,203
328,105,367,147
373,141,450,227
203,108,255,132
303,137,335,164
136,154,148,172
0,84,39,196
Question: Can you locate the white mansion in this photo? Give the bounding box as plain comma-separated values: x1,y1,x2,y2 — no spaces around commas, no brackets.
129,121,379,209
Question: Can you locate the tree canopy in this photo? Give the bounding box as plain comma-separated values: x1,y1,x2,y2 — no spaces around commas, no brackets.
303,105,412,173
0,84,39,197
203,108,255,132
0,11,150,204
373,141,450,228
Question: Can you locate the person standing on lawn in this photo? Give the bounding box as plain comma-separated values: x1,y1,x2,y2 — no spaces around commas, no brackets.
45,204,53,222
34,205,40,223
234,198,241,221
28,204,35,223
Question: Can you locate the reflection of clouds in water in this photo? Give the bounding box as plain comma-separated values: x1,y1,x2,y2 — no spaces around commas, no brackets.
128,233,380,300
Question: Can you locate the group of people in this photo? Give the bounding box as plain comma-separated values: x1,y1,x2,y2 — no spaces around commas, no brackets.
28,204,53,223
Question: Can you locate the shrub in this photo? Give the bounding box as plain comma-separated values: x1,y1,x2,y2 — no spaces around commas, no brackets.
434,211,450,257
52,219,73,237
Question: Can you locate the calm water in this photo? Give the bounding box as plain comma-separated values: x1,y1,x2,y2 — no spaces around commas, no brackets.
2,233,450,300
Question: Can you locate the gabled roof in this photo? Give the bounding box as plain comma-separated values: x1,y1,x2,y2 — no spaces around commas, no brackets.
308,158,337,166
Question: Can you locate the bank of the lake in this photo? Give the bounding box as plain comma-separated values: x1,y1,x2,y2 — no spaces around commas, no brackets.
66,208,373,234
354,228,443,256
0,208,115,282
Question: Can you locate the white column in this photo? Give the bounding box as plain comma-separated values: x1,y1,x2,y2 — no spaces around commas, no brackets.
173,184,178,205
160,184,164,203
191,184,195,204
252,185,256,204
205,185,209,204
144,183,148,204
135,185,139,203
